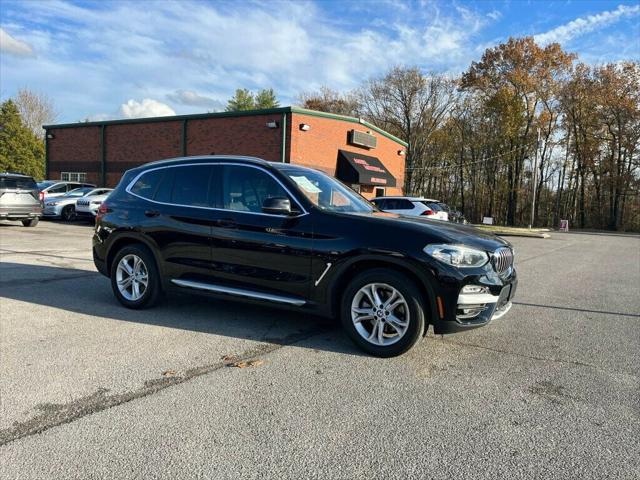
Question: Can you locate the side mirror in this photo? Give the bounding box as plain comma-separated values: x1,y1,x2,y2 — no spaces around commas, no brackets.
262,197,291,215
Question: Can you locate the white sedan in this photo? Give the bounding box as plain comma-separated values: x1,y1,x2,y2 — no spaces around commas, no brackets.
370,196,449,221
75,191,112,219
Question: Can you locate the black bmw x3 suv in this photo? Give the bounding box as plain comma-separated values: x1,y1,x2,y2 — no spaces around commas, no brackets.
93,156,517,357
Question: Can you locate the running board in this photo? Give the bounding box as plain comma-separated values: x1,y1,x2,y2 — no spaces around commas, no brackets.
170,279,306,306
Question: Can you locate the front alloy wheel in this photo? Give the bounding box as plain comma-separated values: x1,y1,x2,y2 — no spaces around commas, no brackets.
341,268,425,357
61,205,76,221
351,283,410,346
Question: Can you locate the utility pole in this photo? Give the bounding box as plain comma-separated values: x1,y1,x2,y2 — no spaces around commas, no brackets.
529,127,541,229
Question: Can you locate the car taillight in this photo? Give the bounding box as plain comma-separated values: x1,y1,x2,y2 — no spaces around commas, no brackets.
421,209,435,216
39,191,44,201
96,202,110,221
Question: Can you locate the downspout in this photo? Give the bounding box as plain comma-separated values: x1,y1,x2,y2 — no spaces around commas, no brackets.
44,130,49,179
100,125,106,187
280,112,287,163
181,119,188,156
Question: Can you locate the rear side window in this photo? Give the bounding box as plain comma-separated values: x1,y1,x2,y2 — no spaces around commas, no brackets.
130,169,165,199
170,165,212,207
0,177,37,190
422,202,442,211
385,199,413,210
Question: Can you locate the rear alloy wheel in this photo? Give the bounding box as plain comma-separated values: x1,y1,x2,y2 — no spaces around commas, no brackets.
110,244,161,309
21,218,39,227
61,205,76,221
341,269,425,357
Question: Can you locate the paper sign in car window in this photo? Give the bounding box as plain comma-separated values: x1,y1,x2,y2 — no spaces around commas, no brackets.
291,176,322,194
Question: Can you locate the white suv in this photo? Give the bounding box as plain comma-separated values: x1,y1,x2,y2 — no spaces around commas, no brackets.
371,197,449,221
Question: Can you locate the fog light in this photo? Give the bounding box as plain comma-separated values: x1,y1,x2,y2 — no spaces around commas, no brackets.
461,285,488,294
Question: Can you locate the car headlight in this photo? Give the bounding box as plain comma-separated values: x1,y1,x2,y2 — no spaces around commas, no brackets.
424,244,489,268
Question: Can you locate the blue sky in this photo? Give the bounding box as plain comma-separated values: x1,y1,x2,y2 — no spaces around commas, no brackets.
1,0,639,123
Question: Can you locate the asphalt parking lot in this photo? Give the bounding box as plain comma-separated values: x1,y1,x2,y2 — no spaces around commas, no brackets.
1,220,639,479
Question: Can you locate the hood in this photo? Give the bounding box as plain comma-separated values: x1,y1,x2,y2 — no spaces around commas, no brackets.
362,211,510,252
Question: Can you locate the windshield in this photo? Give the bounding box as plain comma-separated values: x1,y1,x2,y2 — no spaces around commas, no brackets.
65,187,93,197
284,168,374,213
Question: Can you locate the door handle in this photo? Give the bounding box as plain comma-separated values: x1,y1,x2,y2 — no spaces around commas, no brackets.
217,218,237,228
144,210,160,217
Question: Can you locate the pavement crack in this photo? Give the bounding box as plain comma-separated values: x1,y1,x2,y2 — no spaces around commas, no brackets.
0,325,330,447
441,338,600,370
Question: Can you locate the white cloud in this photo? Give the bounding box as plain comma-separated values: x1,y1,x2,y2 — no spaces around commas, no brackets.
166,89,223,110
8,0,632,123
535,4,640,45
487,10,502,21
0,27,34,57
119,99,175,119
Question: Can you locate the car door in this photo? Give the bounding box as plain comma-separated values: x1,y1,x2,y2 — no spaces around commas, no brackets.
129,164,221,283
208,164,313,300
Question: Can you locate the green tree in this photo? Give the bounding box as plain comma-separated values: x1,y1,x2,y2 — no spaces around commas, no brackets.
0,100,45,179
226,88,280,111
226,89,255,111
254,88,279,109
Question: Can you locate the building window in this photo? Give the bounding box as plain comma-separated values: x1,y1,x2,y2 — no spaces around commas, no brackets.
61,172,87,182
374,187,386,197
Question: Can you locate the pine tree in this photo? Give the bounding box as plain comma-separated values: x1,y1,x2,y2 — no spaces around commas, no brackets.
0,100,45,179
225,88,280,111
226,89,256,111
254,88,279,109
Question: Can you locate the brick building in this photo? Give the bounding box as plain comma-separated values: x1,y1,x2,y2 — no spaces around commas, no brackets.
43,107,407,198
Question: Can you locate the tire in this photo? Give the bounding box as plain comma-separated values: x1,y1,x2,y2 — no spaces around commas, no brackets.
61,205,76,221
340,268,426,357
21,218,39,227
110,244,162,309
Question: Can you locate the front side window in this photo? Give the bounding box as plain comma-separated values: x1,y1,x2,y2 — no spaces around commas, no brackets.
222,166,289,213
285,168,373,214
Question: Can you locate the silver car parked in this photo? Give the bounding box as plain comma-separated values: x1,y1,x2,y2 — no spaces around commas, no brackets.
42,187,112,221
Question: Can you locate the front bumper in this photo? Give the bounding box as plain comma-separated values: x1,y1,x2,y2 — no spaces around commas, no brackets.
42,205,63,217
417,255,518,334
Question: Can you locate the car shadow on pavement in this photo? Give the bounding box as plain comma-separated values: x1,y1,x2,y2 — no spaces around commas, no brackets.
0,261,366,357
